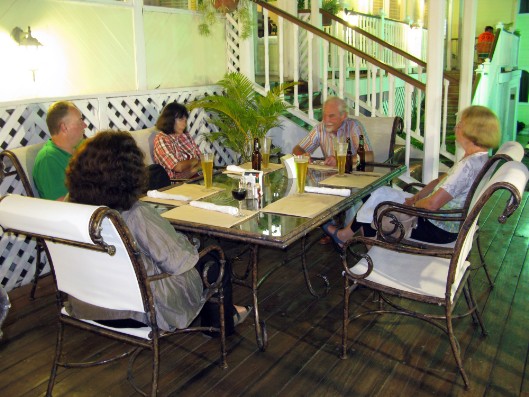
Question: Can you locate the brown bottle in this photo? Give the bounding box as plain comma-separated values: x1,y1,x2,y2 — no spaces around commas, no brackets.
345,138,353,174
252,137,261,170
356,134,366,171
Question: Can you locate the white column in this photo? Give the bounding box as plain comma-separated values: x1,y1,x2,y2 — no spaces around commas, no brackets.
422,0,445,183
310,0,322,89
278,0,296,80
238,2,255,80
132,0,147,90
457,0,478,160
445,0,453,71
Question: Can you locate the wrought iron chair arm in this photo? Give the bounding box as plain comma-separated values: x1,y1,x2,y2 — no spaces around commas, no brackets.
372,200,465,243
401,182,426,193
198,244,226,290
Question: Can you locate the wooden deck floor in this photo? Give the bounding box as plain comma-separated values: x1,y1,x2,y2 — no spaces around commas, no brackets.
1,189,529,396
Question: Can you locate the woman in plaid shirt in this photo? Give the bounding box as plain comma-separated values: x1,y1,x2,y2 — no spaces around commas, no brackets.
153,102,202,180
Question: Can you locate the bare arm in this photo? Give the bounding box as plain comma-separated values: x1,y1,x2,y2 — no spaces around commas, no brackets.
414,187,453,210
173,157,200,173
403,174,449,208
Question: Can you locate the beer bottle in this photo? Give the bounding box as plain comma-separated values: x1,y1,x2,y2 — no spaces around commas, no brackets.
345,138,353,174
356,134,366,171
252,137,261,171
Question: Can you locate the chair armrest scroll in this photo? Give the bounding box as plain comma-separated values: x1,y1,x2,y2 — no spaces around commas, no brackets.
373,201,464,243
198,245,226,290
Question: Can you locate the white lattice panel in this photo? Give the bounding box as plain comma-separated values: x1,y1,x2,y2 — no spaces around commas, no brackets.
226,13,241,73
0,86,234,291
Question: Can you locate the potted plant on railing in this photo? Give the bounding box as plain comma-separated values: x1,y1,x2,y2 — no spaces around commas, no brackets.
197,0,253,39
189,72,297,164
321,0,341,26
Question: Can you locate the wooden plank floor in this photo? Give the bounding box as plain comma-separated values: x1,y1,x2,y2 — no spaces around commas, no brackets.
1,190,529,396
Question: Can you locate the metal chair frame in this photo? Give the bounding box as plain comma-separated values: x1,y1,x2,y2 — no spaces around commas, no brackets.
0,195,227,396
340,161,528,389
0,143,47,299
379,141,524,288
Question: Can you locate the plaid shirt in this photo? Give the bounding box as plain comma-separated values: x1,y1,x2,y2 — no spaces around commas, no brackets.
298,118,372,158
153,132,202,179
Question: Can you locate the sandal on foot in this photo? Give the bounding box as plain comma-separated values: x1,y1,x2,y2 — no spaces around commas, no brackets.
233,305,253,326
322,221,345,253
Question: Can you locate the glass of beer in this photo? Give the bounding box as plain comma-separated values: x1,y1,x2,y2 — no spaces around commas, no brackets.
200,153,214,189
261,137,272,169
294,155,309,194
336,142,347,176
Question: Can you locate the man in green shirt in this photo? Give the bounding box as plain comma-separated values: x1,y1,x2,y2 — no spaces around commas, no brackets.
33,101,86,200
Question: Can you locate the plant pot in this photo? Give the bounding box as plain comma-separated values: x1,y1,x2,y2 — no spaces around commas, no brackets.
214,0,239,12
322,14,332,26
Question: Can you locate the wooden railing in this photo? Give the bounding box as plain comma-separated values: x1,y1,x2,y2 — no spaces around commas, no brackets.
251,0,455,181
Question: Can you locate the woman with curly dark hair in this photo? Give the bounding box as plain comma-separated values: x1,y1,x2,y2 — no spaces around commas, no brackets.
65,130,250,333
153,102,202,180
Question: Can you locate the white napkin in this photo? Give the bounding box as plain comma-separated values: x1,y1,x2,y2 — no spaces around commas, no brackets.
305,186,350,197
190,200,239,216
226,165,247,173
147,190,191,202
356,186,413,223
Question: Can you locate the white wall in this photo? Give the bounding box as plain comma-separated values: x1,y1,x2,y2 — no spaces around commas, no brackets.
0,0,227,102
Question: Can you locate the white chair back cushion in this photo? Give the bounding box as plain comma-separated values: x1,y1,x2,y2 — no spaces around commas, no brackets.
48,217,145,313
0,195,145,313
130,127,157,166
470,161,529,216
0,195,96,242
469,141,524,209
6,142,45,197
353,117,398,163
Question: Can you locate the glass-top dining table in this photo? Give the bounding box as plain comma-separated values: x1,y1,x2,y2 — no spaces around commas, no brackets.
142,161,407,351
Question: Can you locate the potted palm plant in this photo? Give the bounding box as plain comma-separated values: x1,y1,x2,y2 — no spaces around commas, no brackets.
189,72,297,163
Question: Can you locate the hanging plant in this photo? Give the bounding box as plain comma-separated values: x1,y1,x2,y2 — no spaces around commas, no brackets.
197,0,253,39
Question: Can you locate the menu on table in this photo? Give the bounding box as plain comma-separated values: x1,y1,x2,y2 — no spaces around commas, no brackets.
319,172,384,189
161,205,257,228
261,193,345,218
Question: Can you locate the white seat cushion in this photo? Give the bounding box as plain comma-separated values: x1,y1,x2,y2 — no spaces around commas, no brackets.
349,245,469,302
61,307,152,340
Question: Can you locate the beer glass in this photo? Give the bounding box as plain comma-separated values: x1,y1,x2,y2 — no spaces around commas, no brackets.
294,155,309,194
200,153,214,189
261,137,272,169
336,142,347,176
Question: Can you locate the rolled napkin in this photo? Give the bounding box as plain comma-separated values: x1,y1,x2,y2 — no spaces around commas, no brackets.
190,200,239,216
147,190,191,202
226,165,248,173
305,186,351,197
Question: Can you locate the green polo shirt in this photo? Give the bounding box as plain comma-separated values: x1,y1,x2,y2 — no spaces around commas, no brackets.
33,139,71,200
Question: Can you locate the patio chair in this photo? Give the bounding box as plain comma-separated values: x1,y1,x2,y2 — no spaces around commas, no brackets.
0,142,47,299
352,116,403,163
129,127,198,186
0,194,228,396
375,141,524,287
340,161,529,389
130,127,157,166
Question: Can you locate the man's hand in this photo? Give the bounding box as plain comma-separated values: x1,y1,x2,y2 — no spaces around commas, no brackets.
324,156,337,167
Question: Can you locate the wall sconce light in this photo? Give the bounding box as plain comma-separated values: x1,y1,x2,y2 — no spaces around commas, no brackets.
11,26,43,47
10,26,43,82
